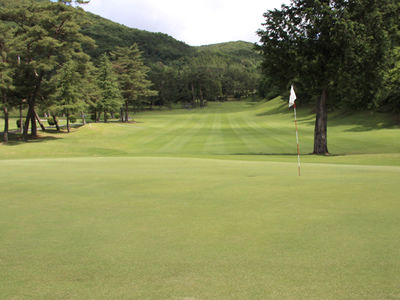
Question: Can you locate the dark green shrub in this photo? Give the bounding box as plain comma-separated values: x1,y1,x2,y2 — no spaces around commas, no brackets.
90,114,96,121
47,117,57,126
69,115,77,123
114,113,120,119
16,119,25,129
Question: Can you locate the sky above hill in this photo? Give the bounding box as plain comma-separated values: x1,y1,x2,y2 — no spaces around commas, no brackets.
82,0,288,46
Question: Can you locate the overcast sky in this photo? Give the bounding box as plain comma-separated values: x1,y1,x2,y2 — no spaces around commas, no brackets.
81,0,288,46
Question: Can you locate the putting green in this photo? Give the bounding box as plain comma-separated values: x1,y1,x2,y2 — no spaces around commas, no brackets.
1,157,399,298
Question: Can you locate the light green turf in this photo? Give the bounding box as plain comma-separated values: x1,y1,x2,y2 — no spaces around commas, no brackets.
1,99,400,298
1,157,399,299
1,99,399,165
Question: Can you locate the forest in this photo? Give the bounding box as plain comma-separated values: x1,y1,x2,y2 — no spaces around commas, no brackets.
0,0,262,143
1,0,399,148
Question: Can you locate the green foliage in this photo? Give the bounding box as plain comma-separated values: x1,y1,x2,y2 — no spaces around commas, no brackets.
47,116,56,126
80,12,194,63
96,53,124,121
256,0,400,153
111,43,157,119
69,114,76,123
0,0,94,138
16,118,25,128
257,0,399,110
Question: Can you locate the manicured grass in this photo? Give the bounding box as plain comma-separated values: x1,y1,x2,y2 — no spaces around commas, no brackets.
1,157,399,299
1,99,400,298
1,99,399,165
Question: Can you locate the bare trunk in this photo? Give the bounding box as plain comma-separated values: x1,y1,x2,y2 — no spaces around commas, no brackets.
313,88,329,154
125,100,129,122
19,102,23,133
2,89,8,143
191,82,196,108
81,112,86,125
52,114,60,131
199,86,204,109
66,113,70,133
23,71,44,141
34,110,46,131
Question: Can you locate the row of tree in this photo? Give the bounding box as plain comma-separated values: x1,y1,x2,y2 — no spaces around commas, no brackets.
1,0,262,143
0,0,160,142
257,0,400,154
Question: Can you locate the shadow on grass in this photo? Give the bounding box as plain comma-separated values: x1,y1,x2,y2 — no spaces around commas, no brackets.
256,102,292,117
1,134,60,146
231,152,346,157
0,126,81,146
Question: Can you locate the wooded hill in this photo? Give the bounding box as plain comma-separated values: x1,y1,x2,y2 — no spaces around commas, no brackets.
80,12,195,64
0,0,263,142
80,9,262,105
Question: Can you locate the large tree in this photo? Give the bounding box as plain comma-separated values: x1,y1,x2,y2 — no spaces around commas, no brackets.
52,60,87,132
0,0,94,140
257,0,399,154
0,23,15,143
96,53,124,122
111,44,157,121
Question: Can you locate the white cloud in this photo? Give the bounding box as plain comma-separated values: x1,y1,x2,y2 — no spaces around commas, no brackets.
83,0,286,46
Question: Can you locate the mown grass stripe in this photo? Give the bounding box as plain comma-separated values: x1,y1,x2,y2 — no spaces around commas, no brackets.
227,111,267,154
156,112,210,153
203,111,225,154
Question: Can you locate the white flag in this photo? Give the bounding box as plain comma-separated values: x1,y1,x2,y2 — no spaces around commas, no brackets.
289,85,296,107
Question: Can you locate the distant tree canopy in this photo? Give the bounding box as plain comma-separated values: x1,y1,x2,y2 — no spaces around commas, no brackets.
257,0,400,154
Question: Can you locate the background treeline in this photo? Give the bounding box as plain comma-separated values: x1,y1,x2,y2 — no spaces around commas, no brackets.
0,0,262,143
80,12,262,108
1,0,400,145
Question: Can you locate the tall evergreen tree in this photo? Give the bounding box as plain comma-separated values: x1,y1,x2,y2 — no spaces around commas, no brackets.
52,60,87,132
96,53,123,122
111,44,157,121
0,0,94,140
0,24,15,143
257,0,399,154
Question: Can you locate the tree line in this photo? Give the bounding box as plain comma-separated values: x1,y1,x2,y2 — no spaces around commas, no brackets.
1,0,262,143
256,0,400,154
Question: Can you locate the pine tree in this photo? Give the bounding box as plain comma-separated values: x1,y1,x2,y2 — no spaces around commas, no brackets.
52,60,87,132
111,44,157,121
96,53,123,122
257,0,399,154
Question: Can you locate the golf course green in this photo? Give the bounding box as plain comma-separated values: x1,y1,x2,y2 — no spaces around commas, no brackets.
1,98,400,299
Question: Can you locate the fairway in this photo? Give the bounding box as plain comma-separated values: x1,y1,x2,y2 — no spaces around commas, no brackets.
1,99,400,298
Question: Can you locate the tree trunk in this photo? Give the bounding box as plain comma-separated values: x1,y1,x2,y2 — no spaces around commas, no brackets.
2,89,8,143
53,114,60,131
34,110,46,131
191,82,196,108
104,110,107,123
81,112,86,125
23,71,44,141
199,86,204,109
313,88,329,154
66,113,70,133
125,100,129,122
19,101,23,133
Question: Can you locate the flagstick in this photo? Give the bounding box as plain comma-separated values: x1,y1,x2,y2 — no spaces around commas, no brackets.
293,102,301,176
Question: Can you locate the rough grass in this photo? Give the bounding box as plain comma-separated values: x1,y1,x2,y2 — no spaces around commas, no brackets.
1,99,400,299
